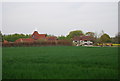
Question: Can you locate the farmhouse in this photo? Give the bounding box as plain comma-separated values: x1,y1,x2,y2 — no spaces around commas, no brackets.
72,36,94,46
15,31,57,43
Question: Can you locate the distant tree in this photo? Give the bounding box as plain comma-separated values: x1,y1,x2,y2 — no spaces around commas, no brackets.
111,37,116,43
57,35,71,40
3,33,31,42
113,32,120,44
0,31,2,42
25,34,31,38
58,35,66,40
85,32,95,37
67,30,84,38
98,30,105,38
93,32,100,44
100,33,111,43
46,34,55,37
116,32,120,43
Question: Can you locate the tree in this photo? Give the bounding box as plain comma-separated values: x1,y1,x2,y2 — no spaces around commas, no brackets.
0,31,2,42
93,32,100,44
100,33,111,43
47,34,55,37
113,32,120,44
57,35,71,40
67,30,84,38
58,35,66,40
116,32,120,43
85,32,95,37
3,33,31,42
98,30,105,38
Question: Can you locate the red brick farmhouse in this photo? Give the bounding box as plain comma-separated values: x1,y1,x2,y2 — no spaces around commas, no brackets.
15,31,57,43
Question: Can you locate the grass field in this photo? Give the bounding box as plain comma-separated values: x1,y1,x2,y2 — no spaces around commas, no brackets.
2,46,118,79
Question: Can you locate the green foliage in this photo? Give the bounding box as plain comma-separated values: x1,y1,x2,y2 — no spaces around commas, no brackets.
58,36,66,40
114,32,120,44
1,30,119,44
57,35,71,40
3,47,118,79
3,34,31,42
0,31,2,42
111,37,117,44
100,33,111,43
47,34,54,37
85,32,95,37
67,30,84,38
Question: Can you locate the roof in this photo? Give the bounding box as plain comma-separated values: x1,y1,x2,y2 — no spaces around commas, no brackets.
3,40,9,44
73,36,94,41
15,38,34,43
46,36,57,40
31,31,47,40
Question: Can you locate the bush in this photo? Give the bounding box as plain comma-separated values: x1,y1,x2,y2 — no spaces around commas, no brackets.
2,40,73,47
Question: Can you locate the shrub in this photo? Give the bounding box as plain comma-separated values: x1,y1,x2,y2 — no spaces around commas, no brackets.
2,40,73,47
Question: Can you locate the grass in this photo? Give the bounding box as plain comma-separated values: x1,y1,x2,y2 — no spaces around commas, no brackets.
2,46,118,79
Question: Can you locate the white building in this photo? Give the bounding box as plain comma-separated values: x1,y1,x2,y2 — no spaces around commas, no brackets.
72,36,94,46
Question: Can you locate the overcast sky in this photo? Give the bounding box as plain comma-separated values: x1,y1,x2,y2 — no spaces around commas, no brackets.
2,2,118,37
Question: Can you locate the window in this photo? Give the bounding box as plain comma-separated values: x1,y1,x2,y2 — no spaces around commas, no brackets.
84,43,88,45
90,43,92,45
75,41,77,42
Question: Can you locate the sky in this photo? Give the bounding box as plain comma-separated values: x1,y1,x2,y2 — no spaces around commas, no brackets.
1,1,118,37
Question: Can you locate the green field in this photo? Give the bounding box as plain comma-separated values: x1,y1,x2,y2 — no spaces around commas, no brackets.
2,46,118,79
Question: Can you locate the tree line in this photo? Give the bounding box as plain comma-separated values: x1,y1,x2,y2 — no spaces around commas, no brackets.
0,30,120,44
58,30,120,44
0,32,31,42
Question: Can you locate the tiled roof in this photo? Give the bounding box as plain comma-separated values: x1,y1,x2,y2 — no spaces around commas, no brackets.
46,36,57,40
3,40,9,44
31,31,47,40
15,38,34,43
